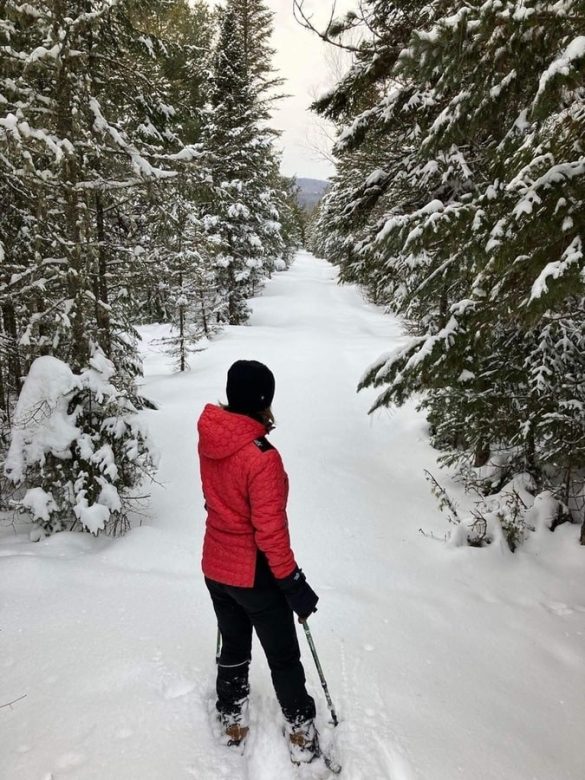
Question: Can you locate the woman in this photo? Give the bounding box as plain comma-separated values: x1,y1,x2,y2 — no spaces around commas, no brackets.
197,359,320,763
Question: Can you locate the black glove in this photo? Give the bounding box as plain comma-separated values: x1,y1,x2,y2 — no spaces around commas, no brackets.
276,567,318,621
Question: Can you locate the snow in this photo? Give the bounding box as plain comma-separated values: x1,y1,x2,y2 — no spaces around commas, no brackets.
535,36,585,103
489,69,517,99
73,498,110,535
364,169,387,187
376,200,444,244
4,352,142,534
0,113,65,161
20,487,56,524
89,98,177,182
448,472,540,551
2,252,585,779
228,203,250,219
4,355,80,484
28,44,61,64
528,491,564,533
530,235,583,301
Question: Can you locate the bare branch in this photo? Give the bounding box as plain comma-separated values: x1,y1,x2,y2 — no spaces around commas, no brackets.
292,0,366,54
0,694,27,710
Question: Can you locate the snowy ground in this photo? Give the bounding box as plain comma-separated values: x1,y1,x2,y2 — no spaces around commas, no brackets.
2,251,585,780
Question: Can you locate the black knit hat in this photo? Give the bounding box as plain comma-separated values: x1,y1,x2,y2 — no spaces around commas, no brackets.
226,360,275,414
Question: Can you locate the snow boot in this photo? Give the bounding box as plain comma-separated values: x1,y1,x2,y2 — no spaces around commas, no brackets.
285,719,320,765
218,699,249,748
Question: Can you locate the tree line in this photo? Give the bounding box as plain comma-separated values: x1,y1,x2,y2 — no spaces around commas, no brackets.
305,0,585,547
0,0,301,535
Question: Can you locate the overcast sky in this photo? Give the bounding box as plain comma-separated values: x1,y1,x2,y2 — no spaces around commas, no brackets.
270,1,353,181
207,1,355,182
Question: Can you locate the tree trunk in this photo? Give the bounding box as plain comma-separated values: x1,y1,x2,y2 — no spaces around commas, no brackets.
94,192,112,357
2,301,23,395
178,272,186,372
525,423,537,478
473,441,491,468
242,0,249,78
199,288,209,336
0,360,6,424
55,5,89,371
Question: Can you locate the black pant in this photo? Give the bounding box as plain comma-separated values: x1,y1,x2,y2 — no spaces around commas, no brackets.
205,556,316,725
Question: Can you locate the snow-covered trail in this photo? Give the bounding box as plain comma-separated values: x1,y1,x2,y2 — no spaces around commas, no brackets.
2,251,585,780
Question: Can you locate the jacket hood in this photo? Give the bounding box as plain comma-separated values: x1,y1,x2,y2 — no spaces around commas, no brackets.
198,403,267,460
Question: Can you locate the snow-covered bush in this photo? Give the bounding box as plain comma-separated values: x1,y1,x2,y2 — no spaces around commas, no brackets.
427,468,574,552
4,353,155,538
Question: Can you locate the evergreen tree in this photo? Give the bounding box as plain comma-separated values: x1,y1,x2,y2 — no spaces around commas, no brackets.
310,0,585,543
0,0,205,531
127,0,224,371
0,0,303,531
4,352,155,537
151,186,222,371
0,0,188,380
133,0,215,145
201,0,290,324
282,177,307,252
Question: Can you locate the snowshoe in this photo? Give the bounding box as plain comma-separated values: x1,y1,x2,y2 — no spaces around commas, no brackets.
217,699,249,748
285,719,320,765
284,719,342,775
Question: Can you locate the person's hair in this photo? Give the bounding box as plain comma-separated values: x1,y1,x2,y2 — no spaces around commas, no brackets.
220,403,275,433
257,408,275,432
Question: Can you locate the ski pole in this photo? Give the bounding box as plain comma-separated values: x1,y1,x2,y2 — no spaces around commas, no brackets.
302,620,339,727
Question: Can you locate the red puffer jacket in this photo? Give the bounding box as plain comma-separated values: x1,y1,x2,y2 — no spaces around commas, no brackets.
198,404,297,587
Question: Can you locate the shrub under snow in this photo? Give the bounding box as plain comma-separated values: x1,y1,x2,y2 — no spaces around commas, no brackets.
4,352,155,537
427,466,576,553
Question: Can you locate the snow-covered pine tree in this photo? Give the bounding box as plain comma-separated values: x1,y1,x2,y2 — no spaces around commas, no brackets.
236,1,298,269
239,0,301,269
4,352,155,537
309,0,585,544
0,1,46,428
127,0,225,371
280,177,306,256
201,0,293,324
150,187,222,371
132,0,215,145
124,0,215,331
309,1,456,307
0,0,205,533
236,0,281,103
1,0,187,378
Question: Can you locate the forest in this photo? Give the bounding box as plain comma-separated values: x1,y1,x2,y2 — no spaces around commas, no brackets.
305,0,585,548
1,0,584,549
0,0,304,535
2,4,585,779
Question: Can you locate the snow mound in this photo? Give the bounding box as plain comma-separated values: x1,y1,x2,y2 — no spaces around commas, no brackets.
4,355,80,483
4,353,152,536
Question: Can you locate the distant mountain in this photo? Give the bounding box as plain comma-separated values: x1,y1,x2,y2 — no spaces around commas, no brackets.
295,177,329,211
